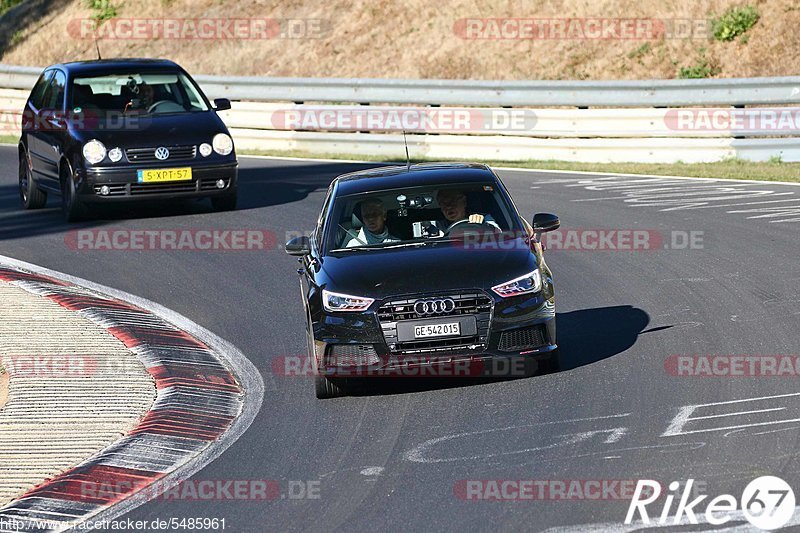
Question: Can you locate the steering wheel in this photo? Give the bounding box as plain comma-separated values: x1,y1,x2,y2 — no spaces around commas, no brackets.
444,218,497,237
147,100,184,114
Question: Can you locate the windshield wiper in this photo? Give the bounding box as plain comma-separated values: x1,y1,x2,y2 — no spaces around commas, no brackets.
328,247,378,253
329,243,421,253
373,242,429,250
330,240,455,253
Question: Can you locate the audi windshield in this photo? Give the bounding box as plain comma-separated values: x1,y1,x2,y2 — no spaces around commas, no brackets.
324,183,523,254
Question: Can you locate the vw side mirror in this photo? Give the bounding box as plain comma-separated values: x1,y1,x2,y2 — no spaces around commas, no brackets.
213,98,232,111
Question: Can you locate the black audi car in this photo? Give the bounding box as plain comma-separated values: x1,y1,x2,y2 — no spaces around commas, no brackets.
286,163,561,398
18,58,237,221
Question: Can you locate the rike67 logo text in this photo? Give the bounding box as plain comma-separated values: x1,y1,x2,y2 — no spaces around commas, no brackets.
626,476,795,530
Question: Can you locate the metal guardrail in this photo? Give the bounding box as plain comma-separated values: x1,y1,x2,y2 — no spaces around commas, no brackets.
2,63,799,106
0,65,39,91
2,64,799,162
226,129,800,164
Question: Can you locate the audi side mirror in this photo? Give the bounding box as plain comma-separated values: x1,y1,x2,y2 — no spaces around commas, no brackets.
532,213,560,232
286,236,311,256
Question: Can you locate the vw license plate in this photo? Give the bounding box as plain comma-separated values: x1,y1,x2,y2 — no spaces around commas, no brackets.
414,322,460,338
137,167,192,183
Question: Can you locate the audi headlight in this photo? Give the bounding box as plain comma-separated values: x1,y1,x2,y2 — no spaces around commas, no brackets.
212,133,233,156
82,139,106,164
322,289,374,312
491,269,542,298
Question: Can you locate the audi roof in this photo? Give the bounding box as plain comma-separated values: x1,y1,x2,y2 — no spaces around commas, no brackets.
333,163,498,195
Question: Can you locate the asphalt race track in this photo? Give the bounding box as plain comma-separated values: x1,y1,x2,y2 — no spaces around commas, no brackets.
2,144,800,531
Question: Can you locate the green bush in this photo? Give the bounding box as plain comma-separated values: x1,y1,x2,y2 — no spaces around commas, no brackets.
628,43,651,60
0,0,24,17
678,48,721,79
10,29,23,46
86,0,118,24
712,5,759,41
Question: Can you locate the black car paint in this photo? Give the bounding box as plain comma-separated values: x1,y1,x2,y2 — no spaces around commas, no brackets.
18,59,237,206
290,163,559,391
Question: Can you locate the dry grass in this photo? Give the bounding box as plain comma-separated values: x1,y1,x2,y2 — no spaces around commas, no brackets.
0,371,7,411
1,0,798,80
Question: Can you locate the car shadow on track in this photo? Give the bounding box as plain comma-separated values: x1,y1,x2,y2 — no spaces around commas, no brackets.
0,161,382,241
557,304,650,370
0,185,218,241
347,305,650,397
236,161,382,210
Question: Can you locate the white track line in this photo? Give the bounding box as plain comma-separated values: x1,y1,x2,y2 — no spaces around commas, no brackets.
0,254,265,531
236,153,800,188
2,143,797,187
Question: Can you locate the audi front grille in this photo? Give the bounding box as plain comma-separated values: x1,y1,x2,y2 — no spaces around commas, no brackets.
377,292,493,354
325,344,380,367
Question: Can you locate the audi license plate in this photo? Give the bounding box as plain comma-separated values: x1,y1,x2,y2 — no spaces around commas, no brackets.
414,322,461,338
137,167,192,183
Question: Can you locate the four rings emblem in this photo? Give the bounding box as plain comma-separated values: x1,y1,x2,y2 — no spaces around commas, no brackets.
414,298,456,316
154,146,170,160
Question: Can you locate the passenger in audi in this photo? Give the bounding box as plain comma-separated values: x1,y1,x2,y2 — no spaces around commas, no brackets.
344,199,400,247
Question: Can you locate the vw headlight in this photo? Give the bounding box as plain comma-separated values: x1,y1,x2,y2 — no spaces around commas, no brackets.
212,133,233,156
322,289,374,312
199,143,213,157
491,269,542,298
82,139,106,164
108,147,123,162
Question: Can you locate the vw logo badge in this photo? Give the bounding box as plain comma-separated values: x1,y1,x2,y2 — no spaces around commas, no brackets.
154,146,170,160
414,298,456,316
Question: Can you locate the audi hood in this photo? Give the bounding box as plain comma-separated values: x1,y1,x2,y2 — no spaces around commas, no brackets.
317,238,538,299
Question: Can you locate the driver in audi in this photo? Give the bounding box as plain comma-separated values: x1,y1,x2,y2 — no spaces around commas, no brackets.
434,188,500,233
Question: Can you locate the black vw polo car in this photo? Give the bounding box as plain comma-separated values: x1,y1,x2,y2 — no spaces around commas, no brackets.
286,163,561,398
18,58,238,221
